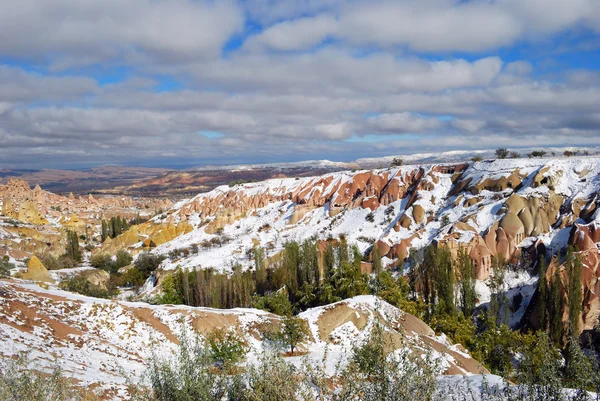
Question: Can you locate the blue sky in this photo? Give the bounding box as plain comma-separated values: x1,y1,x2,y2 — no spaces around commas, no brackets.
0,0,599,169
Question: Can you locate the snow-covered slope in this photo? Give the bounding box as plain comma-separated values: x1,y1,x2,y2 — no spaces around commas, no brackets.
144,157,599,273
0,280,485,399
94,156,600,331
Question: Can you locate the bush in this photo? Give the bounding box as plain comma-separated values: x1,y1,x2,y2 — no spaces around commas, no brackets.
390,157,403,167
253,290,293,317
495,148,509,159
365,212,375,223
115,250,133,269
134,253,166,276
121,267,147,287
206,328,248,372
90,254,113,270
59,275,110,299
0,352,99,401
528,150,547,158
471,156,483,162
509,151,521,159
0,256,14,277
39,255,76,271
337,322,438,401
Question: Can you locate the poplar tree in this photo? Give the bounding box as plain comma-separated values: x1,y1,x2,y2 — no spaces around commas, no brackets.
254,247,266,294
566,248,583,336
538,256,548,331
457,247,476,317
65,230,82,263
548,266,563,345
372,247,382,275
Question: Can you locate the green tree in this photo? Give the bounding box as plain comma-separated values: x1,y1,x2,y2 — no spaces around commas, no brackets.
372,246,382,274
101,220,108,242
538,256,548,331
280,315,310,354
134,252,165,276
564,335,593,391
565,248,583,335
489,256,506,323
390,157,403,167
205,328,248,372
495,148,509,159
254,247,266,294
548,265,564,345
65,230,82,263
457,247,476,317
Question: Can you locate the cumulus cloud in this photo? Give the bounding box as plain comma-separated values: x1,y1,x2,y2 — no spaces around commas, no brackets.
0,0,244,67
367,113,443,133
0,0,599,168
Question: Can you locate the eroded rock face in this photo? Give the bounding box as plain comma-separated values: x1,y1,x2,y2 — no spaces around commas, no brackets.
17,256,54,283
0,179,173,259
130,159,600,289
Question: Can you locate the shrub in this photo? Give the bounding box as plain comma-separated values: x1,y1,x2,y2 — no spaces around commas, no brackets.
0,352,99,401
205,328,248,372
90,254,113,270
253,290,293,317
39,255,77,271
365,212,375,223
528,150,547,158
390,157,403,167
471,156,483,162
495,148,509,159
121,267,147,287
337,322,438,401
115,250,133,269
59,275,110,299
0,256,14,277
509,151,521,158
134,253,166,276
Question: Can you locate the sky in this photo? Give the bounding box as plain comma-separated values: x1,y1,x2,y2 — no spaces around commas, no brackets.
0,0,599,169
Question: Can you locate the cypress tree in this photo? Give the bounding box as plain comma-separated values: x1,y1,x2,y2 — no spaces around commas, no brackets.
323,244,335,282
254,247,266,295
101,220,108,242
436,246,454,316
489,256,506,323
372,247,382,275
538,256,548,331
566,248,583,336
457,247,476,317
65,230,82,262
548,265,563,345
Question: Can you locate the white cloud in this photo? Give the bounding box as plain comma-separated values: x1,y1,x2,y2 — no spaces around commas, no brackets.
451,118,486,133
0,0,244,67
246,15,338,51
367,113,443,133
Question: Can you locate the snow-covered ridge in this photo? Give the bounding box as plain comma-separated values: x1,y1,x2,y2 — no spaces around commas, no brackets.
0,281,484,399
144,157,599,276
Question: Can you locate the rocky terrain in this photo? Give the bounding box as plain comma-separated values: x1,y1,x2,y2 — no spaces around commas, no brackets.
2,155,600,399
0,166,169,195
0,280,486,399
0,178,171,261
90,156,600,333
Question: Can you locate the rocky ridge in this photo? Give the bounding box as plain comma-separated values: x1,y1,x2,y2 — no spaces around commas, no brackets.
97,157,600,334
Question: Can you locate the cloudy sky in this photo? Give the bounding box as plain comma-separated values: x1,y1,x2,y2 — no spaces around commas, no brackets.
1,0,599,168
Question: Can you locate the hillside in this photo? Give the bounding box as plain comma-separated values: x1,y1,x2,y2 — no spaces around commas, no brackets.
3,155,600,399
0,280,486,399
90,157,599,326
